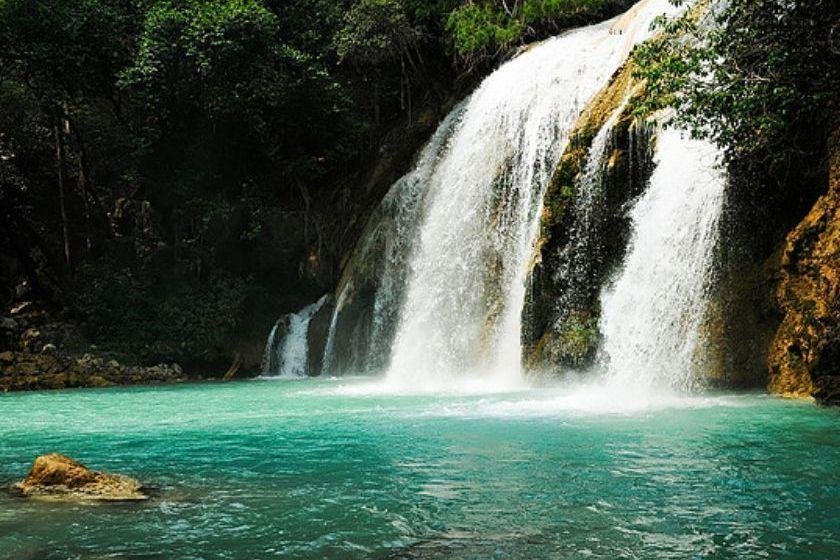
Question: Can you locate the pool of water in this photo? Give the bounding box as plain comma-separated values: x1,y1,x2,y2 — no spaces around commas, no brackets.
1,378,838,559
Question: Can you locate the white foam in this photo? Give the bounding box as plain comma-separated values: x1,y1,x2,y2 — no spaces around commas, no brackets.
298,373,742,418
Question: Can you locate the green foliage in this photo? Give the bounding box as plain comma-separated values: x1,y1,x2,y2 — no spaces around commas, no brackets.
522,0,619,27
446,3,522,62
0,0,140,112
120,0,360,187
74,261,251,364
634,0,840,167
446,0,628,65
335,0,423,68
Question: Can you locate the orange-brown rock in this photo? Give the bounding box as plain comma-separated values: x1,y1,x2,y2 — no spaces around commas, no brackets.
768,131,840,405
12,453,147,501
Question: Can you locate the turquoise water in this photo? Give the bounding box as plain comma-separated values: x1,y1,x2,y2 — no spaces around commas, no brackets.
1,378,838,559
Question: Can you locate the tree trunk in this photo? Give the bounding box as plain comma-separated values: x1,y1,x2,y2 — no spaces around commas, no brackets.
297,180,312,246
68,119,112,250
69,123,92,253
54,122,71,272
373,80,380,128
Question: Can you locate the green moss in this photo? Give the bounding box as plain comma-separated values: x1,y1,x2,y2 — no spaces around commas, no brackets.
557,313,598,360
535,311,599,367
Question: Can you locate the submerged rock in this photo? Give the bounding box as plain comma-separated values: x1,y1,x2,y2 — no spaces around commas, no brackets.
12,454,148,501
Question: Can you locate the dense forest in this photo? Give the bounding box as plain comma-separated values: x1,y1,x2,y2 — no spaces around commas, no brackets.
1,0,839,386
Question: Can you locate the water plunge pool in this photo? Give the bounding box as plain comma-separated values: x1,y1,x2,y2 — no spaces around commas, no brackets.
1,378,838,559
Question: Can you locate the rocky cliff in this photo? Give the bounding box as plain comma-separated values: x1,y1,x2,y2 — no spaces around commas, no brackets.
768,130,840,405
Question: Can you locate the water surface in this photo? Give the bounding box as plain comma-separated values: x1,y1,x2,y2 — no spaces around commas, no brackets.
1,379,838,559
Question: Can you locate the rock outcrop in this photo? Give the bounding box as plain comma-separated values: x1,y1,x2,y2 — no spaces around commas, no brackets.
0,301,186,391
0,351,184,392
522,59,656,370
768,130,840,405
12,454,147,501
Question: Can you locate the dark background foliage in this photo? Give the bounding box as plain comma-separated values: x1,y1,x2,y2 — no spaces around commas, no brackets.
0,0,630,370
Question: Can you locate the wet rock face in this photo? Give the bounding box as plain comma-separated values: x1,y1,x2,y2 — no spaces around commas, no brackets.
12,454,147,501
523,61,656,372
768,130,840,405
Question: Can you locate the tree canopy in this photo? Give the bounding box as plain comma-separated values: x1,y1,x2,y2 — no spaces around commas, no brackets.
635,0,840,171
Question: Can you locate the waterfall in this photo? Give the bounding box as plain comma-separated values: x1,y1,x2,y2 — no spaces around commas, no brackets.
383,0,682,389
318,105,465,376
599,126,726,390
320,286,347,376
260,324,279,375
262,296,327,378
556,102,627,314
365,106,467,366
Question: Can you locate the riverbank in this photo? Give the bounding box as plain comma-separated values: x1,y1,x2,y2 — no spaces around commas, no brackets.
0,350,185,392
0,301,257,392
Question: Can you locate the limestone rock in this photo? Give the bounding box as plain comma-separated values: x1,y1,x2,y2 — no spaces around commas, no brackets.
12,454,147,501
768,130,840,405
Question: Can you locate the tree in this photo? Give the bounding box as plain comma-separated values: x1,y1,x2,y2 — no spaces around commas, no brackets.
0,0,140,272
634,0,840,171
335,0,424,125
120,0,360,202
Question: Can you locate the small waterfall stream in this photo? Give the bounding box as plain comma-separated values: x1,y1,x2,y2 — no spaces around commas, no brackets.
260,324,279,375
320,287,347,376
262,296,327,377
599,126,726,390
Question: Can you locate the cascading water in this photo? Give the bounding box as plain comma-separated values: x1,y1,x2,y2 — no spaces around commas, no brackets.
262,296,327,377
303,0,724,395
383,0,682,389
599,126,726,390
320,286,347,376
318,105,465,376
364,109,464,365
555,102,628,314
260,324,279,375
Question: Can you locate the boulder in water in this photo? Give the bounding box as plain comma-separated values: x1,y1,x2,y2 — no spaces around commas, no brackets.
12,453,148,501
